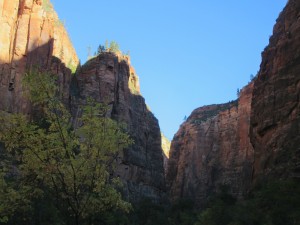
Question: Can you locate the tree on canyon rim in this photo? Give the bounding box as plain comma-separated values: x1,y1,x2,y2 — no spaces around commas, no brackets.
0,70,132,224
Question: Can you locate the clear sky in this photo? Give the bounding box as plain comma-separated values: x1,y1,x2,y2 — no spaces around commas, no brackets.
51,0,287,140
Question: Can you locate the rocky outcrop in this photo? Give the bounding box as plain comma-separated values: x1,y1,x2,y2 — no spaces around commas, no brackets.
0,0,78,113
250,0,300,181
72,52,166,203
166,83,254,206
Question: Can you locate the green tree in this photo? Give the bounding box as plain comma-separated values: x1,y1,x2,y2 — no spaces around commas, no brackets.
0,70,132,225
97,45,106,54
0,168,32,223
109,41,120,53
236,88,240,98
194,181,300,225
250,74,254,81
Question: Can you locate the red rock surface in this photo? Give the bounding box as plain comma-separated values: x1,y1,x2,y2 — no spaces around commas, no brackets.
250,0,300,181
0,1,166,203
72,52,166,202
166,83,254,205
0,0,78,113
167,0,300,205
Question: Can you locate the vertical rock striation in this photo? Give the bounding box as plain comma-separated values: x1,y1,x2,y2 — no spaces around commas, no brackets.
0,1,166,203
250,0,300,181
167,0,300,205
166,83,254,206
0,0,78,113
72,53,166,203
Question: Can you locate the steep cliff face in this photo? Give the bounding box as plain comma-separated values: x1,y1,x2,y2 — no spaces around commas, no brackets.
0,0,166,204
250,0,300,181
167,0,300,204
0,0,78,113
72,53,166,202
167,83,254,205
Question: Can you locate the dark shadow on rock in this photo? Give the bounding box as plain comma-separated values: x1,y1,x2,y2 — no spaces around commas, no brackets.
70,52,167,204
0,39,80,114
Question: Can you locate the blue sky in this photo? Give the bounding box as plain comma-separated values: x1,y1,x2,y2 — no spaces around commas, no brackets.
51,0,287,140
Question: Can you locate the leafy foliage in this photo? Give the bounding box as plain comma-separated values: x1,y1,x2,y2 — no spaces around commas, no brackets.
0,72,298,225
109,41,120,53
97,45,106,54
0,70,132,224
195,180,300,225
92,41,131,62
92,198,197,225
96,180,300,225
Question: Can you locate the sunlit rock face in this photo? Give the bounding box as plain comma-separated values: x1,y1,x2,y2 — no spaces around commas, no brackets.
161,133,171,173
166,83,254,206
0,0,78,113
72,52,166,203
250,0,300,181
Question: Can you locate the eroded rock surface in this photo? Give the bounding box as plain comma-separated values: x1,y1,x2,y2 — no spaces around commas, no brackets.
72,53,166,202
0,0,78,113
250,0,300,181
167,0,300,205
167,84,254,206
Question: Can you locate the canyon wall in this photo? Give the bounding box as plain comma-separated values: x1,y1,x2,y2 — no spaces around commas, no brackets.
167,0,300,205
250,0,300,181
0,1,166,203
72,53,166,202
166,84,253,205
0,0,78,113
2,0,299,207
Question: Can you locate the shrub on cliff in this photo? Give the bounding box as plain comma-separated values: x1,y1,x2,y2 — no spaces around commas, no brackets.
97,44,106,54
108,41,120,53
0,70,133,225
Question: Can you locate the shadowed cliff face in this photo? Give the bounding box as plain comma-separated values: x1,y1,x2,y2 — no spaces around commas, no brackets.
0,0,78,113
250,0,300,181
0,1,166,204
72,53,166,203
166,84,254,206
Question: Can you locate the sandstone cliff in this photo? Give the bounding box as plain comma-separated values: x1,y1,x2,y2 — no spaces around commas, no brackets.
0,1,166,203
250,0,300,181
167,0,300,205
72,52,166,202
166,84,254,205
0,0,78,113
